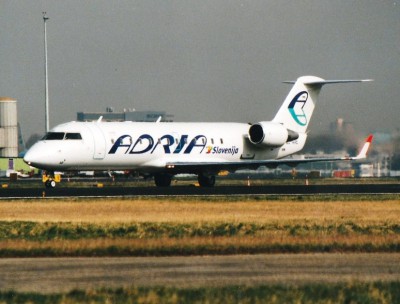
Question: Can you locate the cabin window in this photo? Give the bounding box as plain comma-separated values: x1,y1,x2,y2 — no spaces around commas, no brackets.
42,132,65,140
65,133,82,140
220,138,224,144
211,138,214,145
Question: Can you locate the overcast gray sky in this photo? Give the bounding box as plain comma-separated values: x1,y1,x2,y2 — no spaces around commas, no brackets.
1,1,399,140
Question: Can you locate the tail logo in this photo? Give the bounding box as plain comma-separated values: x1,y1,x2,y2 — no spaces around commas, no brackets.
288,91,308,126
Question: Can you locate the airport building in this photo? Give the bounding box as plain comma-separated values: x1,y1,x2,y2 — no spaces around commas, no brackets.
77,107,174,122
0,97,18,157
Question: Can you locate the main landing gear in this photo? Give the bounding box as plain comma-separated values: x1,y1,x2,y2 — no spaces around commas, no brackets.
197,174,216,187
154,173,172,187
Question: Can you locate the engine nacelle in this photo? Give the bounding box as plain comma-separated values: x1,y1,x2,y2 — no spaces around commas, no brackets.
248,122,298,147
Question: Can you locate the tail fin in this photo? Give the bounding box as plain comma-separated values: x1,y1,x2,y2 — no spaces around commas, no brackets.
353,134,374,160
272,76,372,133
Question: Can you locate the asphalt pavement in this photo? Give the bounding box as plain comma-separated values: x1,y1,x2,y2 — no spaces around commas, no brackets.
0,183,398,198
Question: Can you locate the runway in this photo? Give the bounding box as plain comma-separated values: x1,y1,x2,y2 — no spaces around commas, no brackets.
0,183,399,198
1,253,399,293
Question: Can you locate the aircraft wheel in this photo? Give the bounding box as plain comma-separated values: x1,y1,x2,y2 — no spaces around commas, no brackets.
45,179,56,188
154,173,172,187
198,174,215,187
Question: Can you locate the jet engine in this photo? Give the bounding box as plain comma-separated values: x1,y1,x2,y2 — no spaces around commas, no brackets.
248,122,299,147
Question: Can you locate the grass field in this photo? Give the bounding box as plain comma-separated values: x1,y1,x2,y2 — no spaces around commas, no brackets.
0,195,399,256
1,195,400,302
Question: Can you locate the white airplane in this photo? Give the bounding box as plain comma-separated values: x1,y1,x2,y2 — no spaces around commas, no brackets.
24,76,373,188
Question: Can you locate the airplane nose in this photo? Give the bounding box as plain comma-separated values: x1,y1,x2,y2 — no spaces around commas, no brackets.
23,142,67,170
23,149,38,166
23,144,50,169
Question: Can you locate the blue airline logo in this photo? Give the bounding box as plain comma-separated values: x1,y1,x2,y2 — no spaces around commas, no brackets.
288,91,308,126
109,134,207,154
108,134,241,155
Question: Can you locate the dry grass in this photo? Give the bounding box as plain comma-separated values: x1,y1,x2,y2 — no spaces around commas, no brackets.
1,198,400,256
0,198,399,225
2,233,400,256
2,234,399,249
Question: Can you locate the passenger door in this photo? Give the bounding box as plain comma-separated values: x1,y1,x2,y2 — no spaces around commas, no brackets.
86,124,106,160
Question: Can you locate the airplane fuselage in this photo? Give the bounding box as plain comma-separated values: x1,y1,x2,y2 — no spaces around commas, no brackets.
25,121,305,173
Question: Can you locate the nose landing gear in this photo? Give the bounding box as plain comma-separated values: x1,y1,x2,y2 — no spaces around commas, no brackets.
45,179,57,188
42,171,61,188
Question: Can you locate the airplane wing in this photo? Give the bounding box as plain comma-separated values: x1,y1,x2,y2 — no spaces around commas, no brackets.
165,135,373,174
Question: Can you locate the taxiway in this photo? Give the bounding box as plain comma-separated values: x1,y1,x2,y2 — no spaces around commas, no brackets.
0,183,399,198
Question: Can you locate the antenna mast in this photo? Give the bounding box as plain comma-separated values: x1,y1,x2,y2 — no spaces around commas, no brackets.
43,12,50,133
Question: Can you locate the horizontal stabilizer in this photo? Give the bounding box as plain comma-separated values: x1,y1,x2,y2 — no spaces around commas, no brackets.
283,79,373,85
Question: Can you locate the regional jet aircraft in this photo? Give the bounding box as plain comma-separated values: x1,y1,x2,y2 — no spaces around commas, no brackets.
24,76,373,188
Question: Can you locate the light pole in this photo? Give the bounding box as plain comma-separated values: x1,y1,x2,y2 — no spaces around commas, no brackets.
43,12,50,133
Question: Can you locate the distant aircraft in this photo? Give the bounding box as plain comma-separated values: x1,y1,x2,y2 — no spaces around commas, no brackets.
24,76,373,188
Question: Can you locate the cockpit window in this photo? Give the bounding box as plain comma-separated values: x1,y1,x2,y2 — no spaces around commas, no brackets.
42,132,65,140
41,132,82,140
65,133,82,140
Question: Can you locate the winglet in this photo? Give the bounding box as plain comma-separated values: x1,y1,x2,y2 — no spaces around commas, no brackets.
353,134,373,160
